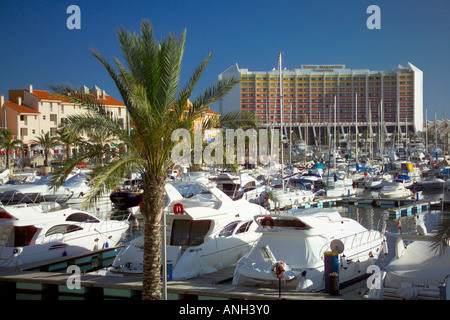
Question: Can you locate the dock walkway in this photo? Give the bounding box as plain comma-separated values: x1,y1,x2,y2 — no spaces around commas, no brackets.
0,266,363,300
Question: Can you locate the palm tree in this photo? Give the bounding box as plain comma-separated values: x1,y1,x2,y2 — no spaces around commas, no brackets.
0,129,23,169
31,132,59,167
48,19,238,300
55,127,82,160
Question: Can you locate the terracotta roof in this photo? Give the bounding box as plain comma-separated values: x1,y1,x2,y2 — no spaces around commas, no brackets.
96,94,125,106
27,89,73,103
205,109,220,115
4,101,40,114
28,89,125,106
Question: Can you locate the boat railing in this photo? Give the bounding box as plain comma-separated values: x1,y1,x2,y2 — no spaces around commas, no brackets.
319,228,383,259
0,190,71,206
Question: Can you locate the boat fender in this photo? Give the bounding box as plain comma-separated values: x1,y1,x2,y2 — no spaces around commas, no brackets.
297,270,314,292
382,239,389,255
395,237,406,259
340,254,348,270
356,260,361,273
173,203,184,215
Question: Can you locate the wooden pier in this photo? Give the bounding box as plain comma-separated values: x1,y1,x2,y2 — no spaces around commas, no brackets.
0,266,362,300
337,197,441,209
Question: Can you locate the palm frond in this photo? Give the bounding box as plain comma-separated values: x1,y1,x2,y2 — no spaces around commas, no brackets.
190,76,239,119
430,213,450,255
217,110,258,129
82,152,145,208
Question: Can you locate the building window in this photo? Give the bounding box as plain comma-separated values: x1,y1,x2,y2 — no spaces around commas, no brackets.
20,115,25,121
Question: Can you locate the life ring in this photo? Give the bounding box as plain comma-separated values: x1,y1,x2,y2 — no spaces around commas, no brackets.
172,166,181,178
261,217,274,228
271,261,286,279
173,203,184,214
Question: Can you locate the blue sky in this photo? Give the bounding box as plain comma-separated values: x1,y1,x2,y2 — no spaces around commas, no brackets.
1,0,449,119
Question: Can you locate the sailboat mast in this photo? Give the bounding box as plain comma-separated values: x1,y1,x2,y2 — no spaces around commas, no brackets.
279,52,285,189
355,93,358,163
443,108,447,161
435,112,437,161
425,108,428,153
334,96,337,170
369,101,373,165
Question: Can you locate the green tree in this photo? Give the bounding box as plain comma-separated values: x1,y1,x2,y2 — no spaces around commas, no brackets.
0,129,23,169
49,19,237,300
31,132,59,167
55,127,83,159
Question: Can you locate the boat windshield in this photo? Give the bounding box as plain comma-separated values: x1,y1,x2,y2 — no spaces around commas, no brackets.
171,183,216,202
62,174,86,188
257,217,310,230
170,219,211,247
34,174,54,185
0,225,38,247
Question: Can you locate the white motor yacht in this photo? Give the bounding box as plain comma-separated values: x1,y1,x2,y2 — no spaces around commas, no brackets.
0,203,130,269
364,173,393,189
325,185,357,197
60,173,112,210
379,182,413,199
267,183,316,210
210,172,270,204
375,217,450,300
232,208,387,292
0,173,76,205
109,181,270,280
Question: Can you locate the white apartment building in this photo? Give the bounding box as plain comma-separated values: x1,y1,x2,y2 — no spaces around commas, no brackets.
0,84,127,157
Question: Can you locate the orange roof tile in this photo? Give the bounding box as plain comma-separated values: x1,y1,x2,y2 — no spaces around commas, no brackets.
28,89,125,106
205,109,220,115
28,89,73,103
97,94,125,106
4,101,40,114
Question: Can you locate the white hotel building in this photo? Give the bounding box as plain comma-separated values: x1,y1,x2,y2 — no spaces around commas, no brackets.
218,62,423,142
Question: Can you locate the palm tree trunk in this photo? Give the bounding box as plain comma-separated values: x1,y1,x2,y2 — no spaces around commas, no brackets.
141,174,166,300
